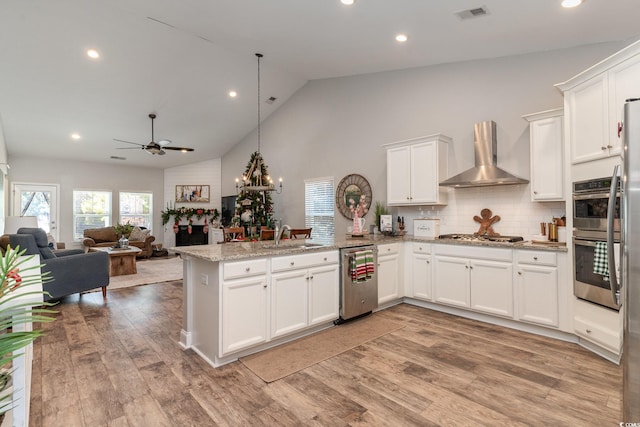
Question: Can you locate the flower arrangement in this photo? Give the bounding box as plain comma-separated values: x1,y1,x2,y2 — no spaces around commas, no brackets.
349,194,369,218
0,246,56,418
161,207,220,225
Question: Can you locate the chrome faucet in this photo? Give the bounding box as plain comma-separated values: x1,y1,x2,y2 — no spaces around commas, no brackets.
275,224,291,246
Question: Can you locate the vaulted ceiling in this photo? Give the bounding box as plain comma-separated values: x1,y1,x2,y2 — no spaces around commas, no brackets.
1,0,638,168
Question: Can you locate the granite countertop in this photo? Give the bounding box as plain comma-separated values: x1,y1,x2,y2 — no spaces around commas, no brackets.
171,232,566,262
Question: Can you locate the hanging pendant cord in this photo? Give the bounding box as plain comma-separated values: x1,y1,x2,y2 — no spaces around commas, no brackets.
256,53,263,154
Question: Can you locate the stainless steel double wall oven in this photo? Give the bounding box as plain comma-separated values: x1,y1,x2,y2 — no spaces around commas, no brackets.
573,174,621,310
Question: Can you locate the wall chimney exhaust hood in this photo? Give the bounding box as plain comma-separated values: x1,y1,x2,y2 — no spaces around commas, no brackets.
439,121,528,188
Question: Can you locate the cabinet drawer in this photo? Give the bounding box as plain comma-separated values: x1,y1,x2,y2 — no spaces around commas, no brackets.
411,242,431,254
271,251,338,272
378,243,400,255
574,316,621,354
223,259,268,280
516,251,557,266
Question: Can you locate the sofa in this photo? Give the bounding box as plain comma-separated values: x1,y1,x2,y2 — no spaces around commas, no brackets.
1,227,110,301
81,226,155,258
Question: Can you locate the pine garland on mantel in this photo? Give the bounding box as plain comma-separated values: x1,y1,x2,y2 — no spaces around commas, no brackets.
161,207,220,225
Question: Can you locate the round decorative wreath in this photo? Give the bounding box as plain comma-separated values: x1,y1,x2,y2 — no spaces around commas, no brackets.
335,174,372,220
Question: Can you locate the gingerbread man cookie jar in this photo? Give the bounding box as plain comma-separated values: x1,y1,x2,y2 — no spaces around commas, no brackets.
473,208,501,236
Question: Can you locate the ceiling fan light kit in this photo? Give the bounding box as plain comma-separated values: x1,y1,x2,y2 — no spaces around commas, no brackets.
113,113,194,156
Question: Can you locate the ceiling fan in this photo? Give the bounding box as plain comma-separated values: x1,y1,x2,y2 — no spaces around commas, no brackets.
113,113,194,155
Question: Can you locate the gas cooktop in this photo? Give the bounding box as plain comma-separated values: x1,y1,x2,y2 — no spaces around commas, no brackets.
438,233,524,243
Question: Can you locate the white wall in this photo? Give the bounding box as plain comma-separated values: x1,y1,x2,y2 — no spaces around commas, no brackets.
163,158,221,248
6,156,164,247
222,42,627,238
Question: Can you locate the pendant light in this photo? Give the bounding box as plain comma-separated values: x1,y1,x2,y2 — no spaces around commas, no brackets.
235,53,283,195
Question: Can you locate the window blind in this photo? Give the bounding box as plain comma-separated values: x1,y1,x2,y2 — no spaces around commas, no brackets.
305,177,334,244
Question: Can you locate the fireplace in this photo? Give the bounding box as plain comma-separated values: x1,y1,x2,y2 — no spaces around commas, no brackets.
175,225,207,246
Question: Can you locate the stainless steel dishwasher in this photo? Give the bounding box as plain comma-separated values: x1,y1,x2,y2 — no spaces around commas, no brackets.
336,244,378,323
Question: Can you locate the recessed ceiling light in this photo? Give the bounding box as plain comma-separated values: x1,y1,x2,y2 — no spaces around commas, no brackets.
395,34,408,43
71,133,81,140
86,49,100,59
561,0,583,8
229,90,237,98
340,0,355,5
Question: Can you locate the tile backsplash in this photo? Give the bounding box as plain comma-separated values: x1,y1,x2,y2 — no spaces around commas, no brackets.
396,185,566,240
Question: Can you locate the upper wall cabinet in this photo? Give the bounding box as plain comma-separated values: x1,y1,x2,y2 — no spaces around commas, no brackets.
382,134,450,206
523,108,564,201
556,40,640,165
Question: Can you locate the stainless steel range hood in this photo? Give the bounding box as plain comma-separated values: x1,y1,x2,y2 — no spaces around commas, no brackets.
439,121,529,188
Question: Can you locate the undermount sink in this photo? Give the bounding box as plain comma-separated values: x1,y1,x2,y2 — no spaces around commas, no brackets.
258,242,326,250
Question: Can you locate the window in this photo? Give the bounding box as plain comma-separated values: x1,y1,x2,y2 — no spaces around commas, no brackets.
119,192,152,230
305,177,334,244
73,191,112,240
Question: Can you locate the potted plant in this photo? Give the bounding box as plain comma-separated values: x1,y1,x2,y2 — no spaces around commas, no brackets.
374,201,389,230
0,246,55,420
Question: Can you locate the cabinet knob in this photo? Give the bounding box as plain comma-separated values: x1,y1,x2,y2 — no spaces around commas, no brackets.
601,146,607,150
245,267,251,272
465,265,469,269
607,144,613,149
310,275,314,280
263,284,267,288
469,265,473,269
426,260,430,264
533,256,538,261
290,262,295,266
586,329,592,334
407,196,411,200
533,191,538,194
324,257,327,261
518,271,522,275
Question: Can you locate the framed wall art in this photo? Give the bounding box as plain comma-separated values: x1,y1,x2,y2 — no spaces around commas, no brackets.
335,173,372,219
175,185,210,203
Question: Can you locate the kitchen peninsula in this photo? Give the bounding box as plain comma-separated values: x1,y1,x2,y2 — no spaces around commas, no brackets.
173,235,574,368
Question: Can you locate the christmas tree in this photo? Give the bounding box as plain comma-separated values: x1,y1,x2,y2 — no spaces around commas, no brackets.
234,151,274,230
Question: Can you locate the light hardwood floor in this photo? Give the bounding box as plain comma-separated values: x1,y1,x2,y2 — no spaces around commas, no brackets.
30,282,622,426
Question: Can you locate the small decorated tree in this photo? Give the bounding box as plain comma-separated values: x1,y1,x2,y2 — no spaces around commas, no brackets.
235,151,275,229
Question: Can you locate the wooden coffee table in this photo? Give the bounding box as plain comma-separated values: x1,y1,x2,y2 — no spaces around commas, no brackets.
90,246,142,276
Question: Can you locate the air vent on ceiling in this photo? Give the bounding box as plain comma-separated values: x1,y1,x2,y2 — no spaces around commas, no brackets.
455,6,490,20
110,156,126,161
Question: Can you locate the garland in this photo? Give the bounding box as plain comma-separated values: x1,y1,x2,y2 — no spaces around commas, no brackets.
161,207,220,225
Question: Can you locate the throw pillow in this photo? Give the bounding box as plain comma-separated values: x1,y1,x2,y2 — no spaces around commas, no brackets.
129,226,147,242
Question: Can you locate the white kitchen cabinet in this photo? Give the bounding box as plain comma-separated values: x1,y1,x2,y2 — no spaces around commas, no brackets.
433,255,470,308
556,40,640,165
308,264,340,326
221,268,269,355
573,298,623,356
271,269,309,338
469,259,513,317
409,242,432,301
377,243,402,305
383,134,450,206
523,109,564,201
271,251,339,338
433,245,513,317
515,250,559,328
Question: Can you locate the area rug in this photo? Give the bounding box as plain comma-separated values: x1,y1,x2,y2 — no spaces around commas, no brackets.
240,314,404,383
87,255,183,292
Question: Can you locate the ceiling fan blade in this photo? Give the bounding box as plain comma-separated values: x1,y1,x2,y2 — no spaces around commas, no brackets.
113,138,144,147
163,146,194,152
157,139,172,147
116,147,146,150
